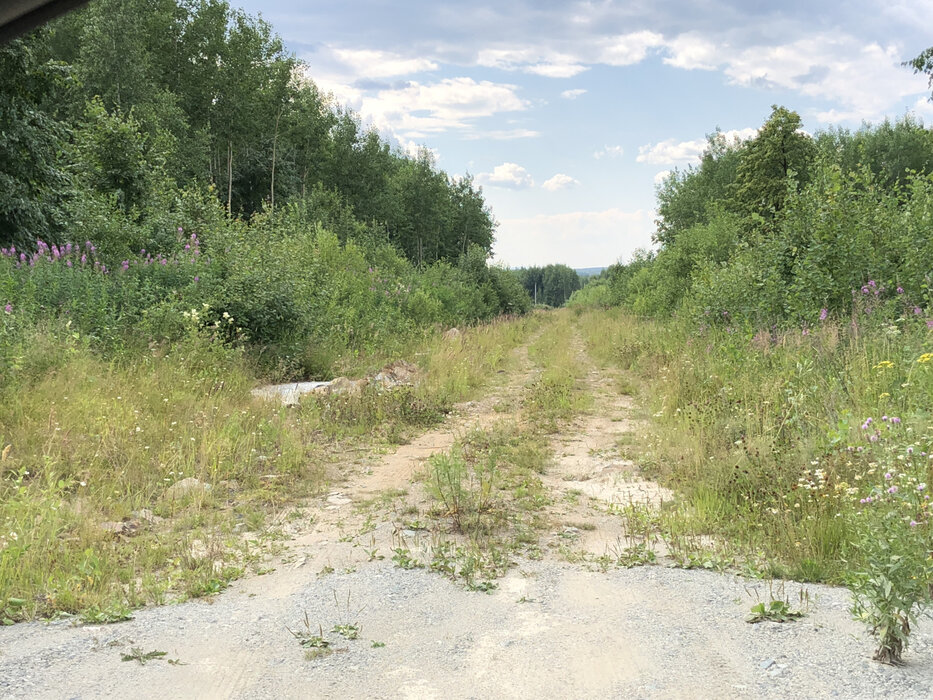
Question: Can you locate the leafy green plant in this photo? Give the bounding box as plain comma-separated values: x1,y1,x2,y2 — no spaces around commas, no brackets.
747,600,805,624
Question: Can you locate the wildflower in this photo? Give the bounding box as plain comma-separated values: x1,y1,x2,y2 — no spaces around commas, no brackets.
918,483,927,491
873,361,895,370
193,276,200,282
178,227,183,233
928,320,933,329
882,415,888,422
885,472,893,480
3,304,11,314
907,447,914,455
869,280,877,288
861,286,870,294
914,306,923,315
911,520,918,527
891,417,902,425
888,486,898,494
897,286,904,294
918,353,933,364
819,308,828,321
80,254,87,265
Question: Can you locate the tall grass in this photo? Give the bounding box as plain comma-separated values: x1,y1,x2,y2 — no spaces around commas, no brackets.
577,307,933,582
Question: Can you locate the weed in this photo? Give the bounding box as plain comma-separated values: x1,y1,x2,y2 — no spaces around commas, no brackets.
120,648,169,665
391,548,424,570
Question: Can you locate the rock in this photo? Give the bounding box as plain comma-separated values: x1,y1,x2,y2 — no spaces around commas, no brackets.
442,328,461,341
760,659,776,670
98,519,141,536
162,477,211,501
251,381,332,406
132,508,162,524
371,360,419,388
326,493,352,506
327,377,366,396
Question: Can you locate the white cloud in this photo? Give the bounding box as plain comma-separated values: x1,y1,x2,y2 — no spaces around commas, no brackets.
561,88,587,99
662,33,719,70
493,208,654,268
721,38,928,123
525,62,588,78
476,47,587,78
637,128,757,166
477,162,535,189
330,48,438,78
636,138,707,165
592,31,666,66
541,174,579,191
593,145,624,159
463,128,541,140
653,170,672,185
358,78,529,137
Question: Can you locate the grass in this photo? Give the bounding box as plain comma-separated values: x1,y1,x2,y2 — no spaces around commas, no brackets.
0,313,540,622
575,307,933,584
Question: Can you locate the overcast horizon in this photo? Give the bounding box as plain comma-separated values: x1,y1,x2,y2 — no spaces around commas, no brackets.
234,0,933,268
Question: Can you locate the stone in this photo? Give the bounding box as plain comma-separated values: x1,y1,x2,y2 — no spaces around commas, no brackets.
162,477,211,501
327,377,366,396
442,327,461,341
371,360,419,388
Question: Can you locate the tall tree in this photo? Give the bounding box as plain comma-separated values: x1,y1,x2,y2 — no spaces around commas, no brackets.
0,34,71,248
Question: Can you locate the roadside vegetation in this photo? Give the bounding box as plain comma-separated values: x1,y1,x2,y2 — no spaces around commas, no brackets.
0,0,533,623
570,96,933,663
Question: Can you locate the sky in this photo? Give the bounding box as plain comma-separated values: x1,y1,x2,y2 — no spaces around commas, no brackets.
235,0,933,269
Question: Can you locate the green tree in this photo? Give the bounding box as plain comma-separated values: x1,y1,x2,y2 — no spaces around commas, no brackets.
732,105,815,221
0,35,71,248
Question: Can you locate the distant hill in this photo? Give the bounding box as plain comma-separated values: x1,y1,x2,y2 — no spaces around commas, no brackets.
575,267,606,278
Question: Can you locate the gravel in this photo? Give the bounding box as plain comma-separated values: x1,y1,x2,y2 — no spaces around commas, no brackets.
1,559,931,699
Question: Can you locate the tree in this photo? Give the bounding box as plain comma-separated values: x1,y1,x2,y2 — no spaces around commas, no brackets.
732,106,815,221
654,129,743,246
0,34,71,248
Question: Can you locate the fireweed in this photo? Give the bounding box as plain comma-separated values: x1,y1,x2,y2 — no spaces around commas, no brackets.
847,416,933,664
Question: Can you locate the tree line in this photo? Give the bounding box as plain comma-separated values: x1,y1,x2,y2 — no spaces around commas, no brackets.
591,97,933,325
0,0,494,265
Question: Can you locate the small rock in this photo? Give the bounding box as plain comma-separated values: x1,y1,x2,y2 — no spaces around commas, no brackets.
162,477,211,501
760,659,776,670
326,493,352,506
328,377,366,396
442,327,461,341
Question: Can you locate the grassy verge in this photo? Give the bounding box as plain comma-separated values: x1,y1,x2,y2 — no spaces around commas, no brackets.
576,307,933,583
0,314,539,622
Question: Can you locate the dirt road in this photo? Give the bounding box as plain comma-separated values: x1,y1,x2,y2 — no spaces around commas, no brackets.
1,329,931,699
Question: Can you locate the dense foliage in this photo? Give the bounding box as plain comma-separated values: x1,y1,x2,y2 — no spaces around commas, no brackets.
512,264,581,307
604,106,933,326
0,1,531,380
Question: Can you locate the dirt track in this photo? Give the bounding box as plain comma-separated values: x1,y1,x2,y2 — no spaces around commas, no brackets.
1,331,931,699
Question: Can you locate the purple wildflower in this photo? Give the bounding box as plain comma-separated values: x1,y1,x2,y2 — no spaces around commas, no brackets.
897,286,904,294
885,472,893,480
910,520,918,527
888,486,898,494
891,416,901,425
3,304,11,314
914,306,923,315
819,308,828,321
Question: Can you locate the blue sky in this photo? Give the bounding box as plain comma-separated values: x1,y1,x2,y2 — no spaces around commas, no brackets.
236,0,933,268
